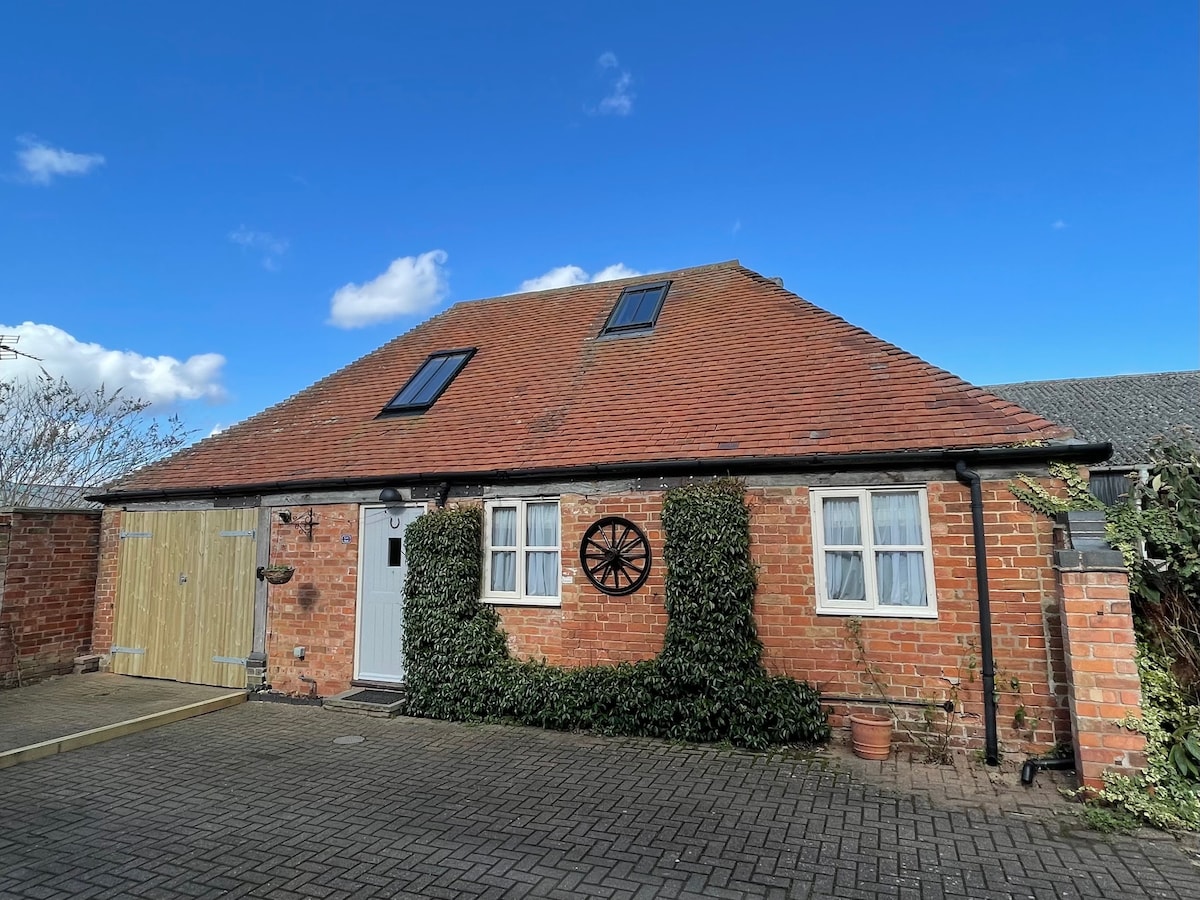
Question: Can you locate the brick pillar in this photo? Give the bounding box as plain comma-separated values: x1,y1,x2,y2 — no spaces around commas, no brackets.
1055,511,1146,791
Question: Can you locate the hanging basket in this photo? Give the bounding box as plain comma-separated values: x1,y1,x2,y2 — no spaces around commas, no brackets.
262,565,295,585
848,712,893,760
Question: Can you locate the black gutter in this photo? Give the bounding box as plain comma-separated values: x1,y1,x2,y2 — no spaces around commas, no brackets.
88,442,1111,504
956,460,999,766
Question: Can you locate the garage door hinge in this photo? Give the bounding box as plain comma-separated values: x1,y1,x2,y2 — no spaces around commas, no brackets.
212,655,247,666
219,530,256,538
111,646,145,655
119,531,153,539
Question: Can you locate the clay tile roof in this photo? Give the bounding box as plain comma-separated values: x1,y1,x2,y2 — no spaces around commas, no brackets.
988,371,1200,467
108,261,1071,495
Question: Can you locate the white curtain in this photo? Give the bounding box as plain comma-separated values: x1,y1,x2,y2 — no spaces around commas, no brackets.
492,507,517,546
526,551,558,597
526,503,558,546
490,507,517,592
876,551,927,606
524,503,559,597
871,492,923,545
490,551,516,592
826,551,865,601
822,497,861,544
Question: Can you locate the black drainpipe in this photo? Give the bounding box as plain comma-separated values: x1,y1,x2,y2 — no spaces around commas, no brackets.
955,460,999,766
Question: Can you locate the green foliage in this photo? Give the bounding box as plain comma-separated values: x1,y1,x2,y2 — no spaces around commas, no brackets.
1089,644,1200,831
1077,803,1140,835
1011,436,1200,688
1009,461,1105,519
402,480,831,751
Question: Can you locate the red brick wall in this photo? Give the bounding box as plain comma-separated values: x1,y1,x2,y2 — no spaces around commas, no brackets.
490,479,1070,756
265,503,363,697
497,495,669,666
747,481,1069,755
1057,565,1146,790
91,507,122,655
0,509,101,687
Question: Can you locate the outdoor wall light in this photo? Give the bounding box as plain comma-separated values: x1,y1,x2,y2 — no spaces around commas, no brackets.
278,510,293,524
379,487,403,503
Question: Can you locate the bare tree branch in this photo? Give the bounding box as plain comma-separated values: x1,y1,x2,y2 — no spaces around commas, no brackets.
0,371,195,507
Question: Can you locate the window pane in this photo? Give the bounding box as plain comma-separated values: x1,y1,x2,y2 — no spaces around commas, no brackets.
822,497,861,545
825,551,865,601
630,288,663,323
608,291,642,328
491,507,516,547
490,551,516,592
526,551,559,597
876,551,927,606
871,492,923,545
526,502,558,546
387,537,403,567
407,356,456,405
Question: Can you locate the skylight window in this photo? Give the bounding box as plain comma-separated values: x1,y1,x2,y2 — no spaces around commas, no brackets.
601,281,671,335
382,348,475,414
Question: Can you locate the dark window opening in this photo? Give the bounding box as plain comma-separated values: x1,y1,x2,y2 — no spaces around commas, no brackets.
382,348,475,414
1088,470,1133,507
387,537,403,567
601,281,671,335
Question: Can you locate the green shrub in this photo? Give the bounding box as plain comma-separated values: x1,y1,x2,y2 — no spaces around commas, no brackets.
1090,644,1200,831
402,480,830,750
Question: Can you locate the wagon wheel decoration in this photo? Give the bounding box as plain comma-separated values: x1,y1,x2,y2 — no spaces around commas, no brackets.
579,516,651,596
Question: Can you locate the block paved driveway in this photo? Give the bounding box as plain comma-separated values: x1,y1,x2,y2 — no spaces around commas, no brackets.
1,702,1197,900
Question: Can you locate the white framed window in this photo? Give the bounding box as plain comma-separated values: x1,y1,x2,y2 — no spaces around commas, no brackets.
811,487,937,618
483,499,561,606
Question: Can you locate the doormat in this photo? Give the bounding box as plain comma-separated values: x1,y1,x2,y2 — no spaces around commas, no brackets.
339,689,406,706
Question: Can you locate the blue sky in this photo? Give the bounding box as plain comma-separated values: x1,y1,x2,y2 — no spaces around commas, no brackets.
2,2,1196,438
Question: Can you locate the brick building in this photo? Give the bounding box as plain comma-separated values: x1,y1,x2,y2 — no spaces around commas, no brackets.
89,261,1145,784
0,506,101,687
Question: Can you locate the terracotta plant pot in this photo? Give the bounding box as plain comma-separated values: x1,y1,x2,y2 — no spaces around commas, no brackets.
848,712,893,760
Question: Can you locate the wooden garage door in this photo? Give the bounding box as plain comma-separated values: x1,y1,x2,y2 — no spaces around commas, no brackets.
110,509,257,688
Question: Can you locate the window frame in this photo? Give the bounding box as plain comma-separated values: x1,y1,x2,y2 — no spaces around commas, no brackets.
380,347,476,416
810,486,938,619
599,280,672,336
482,498,562,607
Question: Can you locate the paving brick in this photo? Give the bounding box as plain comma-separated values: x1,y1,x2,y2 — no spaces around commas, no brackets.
0,703,1197,899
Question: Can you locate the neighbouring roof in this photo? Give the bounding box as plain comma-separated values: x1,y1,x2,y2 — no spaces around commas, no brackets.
987,371,1200,468
104,261,1075,497
1,483,103,511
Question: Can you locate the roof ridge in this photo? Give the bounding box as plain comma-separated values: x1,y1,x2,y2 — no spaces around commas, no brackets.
986,370,1200,390
463,259,742,308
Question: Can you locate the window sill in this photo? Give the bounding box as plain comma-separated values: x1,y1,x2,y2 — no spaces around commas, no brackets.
481,596,562,608
816,606,938,620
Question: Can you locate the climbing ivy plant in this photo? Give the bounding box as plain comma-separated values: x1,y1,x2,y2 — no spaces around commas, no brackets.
1012,436,1200,830
402,479,830,750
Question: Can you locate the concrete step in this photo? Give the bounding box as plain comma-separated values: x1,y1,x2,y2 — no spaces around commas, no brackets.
322,688,406,718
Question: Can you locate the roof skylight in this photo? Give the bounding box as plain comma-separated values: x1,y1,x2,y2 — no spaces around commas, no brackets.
601,281,671,336
382,348,475,414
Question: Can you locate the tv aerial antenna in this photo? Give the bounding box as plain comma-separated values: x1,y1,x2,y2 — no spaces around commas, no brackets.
0,335,40,362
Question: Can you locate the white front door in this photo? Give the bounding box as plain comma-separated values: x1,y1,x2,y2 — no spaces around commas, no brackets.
356,505,423,683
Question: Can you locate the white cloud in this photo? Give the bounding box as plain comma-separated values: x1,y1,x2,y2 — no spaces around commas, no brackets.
14,135,105,185
229,225,289,271
0,322,226,405
1051,219,1068,230
208,423,225,437
732,219,742,235
596,52,634,116
328,250,450,328
518,263,643,293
